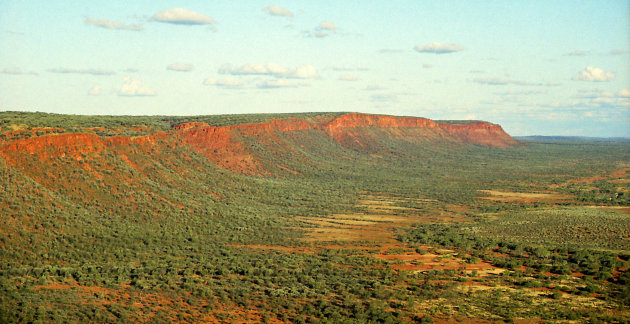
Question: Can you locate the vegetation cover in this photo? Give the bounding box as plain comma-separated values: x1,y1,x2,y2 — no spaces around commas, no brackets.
0,111,628,322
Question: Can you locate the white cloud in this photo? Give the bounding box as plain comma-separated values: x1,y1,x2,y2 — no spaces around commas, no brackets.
203,77,243,88
474,78,523,86
572,66,615,82
88,85,102,96
568,87,630,109
152,8,215,25
263,5,293,18
85,17,142,31
371,94,398,103
118,77,156,96
292,64,318,79
414,42,464,54
258,79,295,88
574,89,613,99
331,67,369,72
609,49,628,55
2,67,23,75
202,78,216,85
220,63,318,79
364,85,385,91
339,74,358,81
304,20,338,38
310,31,329,38
592,96,615,105
167,63,193,72
473,77,554,86
318,21,337,30
495,90,546,96
48,68,115,75
2,67,38,76
564,50,589,56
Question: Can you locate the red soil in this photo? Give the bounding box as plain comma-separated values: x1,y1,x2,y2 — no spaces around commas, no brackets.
174,123,268,175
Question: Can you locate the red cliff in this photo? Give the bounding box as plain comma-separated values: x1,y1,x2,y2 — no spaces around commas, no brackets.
0,113,518,175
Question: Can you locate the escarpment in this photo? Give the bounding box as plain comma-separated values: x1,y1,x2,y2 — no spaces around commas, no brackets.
0,113,518,175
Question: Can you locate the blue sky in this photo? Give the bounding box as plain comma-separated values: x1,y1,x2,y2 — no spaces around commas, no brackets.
0,1,628,136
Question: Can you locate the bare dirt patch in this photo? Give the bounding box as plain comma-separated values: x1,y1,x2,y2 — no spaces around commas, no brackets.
230,244,313,253
564,166,630,185
296,195,472,245
373,244,500,274
234,194,493,277
291,194,496,274
478,190,571,202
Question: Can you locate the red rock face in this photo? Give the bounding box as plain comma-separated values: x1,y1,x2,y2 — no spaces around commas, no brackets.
175,123,265,175
0,133,105,161
322,113,438,130
439,122,519,148
0,113,518,175
317,113,518,149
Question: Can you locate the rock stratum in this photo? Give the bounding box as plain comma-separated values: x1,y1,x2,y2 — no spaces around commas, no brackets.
0,113,517,176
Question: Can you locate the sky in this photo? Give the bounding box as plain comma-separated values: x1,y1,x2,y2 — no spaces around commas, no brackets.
0,1,628,137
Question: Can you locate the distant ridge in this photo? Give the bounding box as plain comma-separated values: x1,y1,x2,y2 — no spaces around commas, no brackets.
516,136,630,143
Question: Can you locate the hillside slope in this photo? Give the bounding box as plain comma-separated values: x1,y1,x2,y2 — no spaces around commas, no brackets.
0,112,519,253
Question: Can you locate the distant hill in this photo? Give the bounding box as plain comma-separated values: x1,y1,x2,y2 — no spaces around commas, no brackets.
516,136,630,143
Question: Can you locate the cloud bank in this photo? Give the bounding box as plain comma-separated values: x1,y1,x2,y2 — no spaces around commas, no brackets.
152,8,215,25
85,18,143,31
571,88,630,109
220,63,318,79
473,77,553,86
2,67,24,75
564,50,589,56
167,63,193,72
414,42,463,54
203,77,243,88
258,79,295,88
48,68,115,76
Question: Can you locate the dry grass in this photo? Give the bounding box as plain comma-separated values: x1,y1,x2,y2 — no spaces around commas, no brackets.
478,190,571,202
583,205,630,214
296,194,472,245
330,213,409,222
